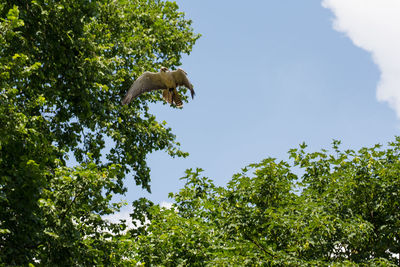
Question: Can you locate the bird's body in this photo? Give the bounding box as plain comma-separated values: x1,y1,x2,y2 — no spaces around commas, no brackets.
121,67,195,107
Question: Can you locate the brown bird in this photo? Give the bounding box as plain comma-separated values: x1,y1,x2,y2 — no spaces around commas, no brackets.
121,67,195,107
160,67,183,107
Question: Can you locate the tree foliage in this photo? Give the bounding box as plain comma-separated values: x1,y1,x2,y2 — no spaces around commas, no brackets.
132,139,400,266
3,0,400,265
0,0,199,264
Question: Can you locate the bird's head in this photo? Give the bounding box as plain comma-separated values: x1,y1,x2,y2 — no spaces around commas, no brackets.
160,66,169,72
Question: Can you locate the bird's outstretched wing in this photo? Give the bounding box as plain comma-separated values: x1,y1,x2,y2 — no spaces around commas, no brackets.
170,69,195,99
121,72,166,105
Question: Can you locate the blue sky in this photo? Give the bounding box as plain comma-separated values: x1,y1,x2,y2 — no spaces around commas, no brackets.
116,0,400,209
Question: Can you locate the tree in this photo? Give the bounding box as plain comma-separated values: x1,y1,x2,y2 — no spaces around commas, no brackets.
131,139,400,266
0,0,199,265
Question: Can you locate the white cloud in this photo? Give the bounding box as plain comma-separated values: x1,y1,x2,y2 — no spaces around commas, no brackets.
322,0,400,118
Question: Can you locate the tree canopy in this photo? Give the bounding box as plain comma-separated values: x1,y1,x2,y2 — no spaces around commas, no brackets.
131,139,400,266
0,0,199,264
2,0,400,266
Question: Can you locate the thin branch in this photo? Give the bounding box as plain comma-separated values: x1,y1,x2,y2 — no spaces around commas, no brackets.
243,232,274,257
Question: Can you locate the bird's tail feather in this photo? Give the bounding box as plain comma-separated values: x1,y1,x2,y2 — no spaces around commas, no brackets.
172,89,183,108
162,89,173,104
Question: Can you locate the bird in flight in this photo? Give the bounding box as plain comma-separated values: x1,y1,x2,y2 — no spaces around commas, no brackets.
121,67,195,107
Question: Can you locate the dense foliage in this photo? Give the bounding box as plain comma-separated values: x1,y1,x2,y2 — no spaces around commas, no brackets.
2,0,400,266
132,140,400,266
0,0,199,264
